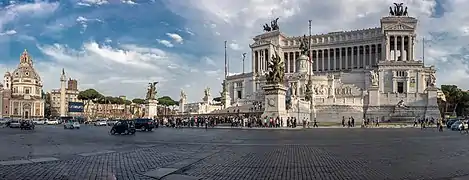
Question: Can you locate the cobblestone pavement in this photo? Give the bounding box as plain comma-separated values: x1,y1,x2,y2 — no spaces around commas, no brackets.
1,125,469,179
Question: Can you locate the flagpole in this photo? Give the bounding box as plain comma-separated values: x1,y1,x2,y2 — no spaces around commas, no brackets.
224,41,227,78
422,37,425,65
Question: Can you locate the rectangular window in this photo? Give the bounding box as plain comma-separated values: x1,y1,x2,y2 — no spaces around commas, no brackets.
237,90,242,99
397,82,404,93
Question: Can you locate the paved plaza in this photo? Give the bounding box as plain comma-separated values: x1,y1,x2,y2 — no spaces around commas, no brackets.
0,125,468,180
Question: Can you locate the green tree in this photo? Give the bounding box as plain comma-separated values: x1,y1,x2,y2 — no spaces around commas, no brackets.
132,98,146,104
78,88,103,119
124,100,132,105
158,96,177,116
441,85,466,116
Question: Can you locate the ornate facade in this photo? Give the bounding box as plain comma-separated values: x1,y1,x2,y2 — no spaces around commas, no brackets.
2,50,45,119
225,4,440,122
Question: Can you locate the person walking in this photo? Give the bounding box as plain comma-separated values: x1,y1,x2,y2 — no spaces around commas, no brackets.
313,118,318,128
342,116,345,127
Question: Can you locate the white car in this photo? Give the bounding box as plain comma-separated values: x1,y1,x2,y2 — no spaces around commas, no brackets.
47,120,59,125
9,120,20,128
94,121,107,126
33,119,45,125
64,121,80,129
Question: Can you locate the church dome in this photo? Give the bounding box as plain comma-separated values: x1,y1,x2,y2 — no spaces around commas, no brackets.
11,49,41,83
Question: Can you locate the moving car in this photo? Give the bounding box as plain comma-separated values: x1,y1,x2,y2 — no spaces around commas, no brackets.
446,119,459,129
134,118,156,131
9,120,20,128
64,120,80,129
94,120,108,126
47,120,59,125
20,120,35,130
451,121,464,131
110,120,136,135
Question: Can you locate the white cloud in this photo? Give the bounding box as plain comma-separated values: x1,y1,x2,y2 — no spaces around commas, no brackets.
203,57,216,66
25,41,218,102
0,29,16,36
156,39,174,47
78,0,108,6
122,0,137,5
0,1,59,32
166,33,183,43
229,42,240,51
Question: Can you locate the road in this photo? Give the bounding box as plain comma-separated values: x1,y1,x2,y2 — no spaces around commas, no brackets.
0,125,468,180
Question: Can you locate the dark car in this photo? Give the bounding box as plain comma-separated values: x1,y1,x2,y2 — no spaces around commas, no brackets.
134,118,157,131
110,120,136,135
446,119,459,128
20,120,35,130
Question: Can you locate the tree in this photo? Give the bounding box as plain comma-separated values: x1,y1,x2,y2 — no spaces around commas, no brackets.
124,100,132,105
158,96,177,116
440,85,469,116
132,98,146,104
78,89,103,119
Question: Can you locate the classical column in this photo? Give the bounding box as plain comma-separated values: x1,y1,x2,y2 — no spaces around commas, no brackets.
286,52,290,73
368,45,372,67
408,36,412,61
60,69,67,117
412,36,416,61
345,47,348,69
394,36,397,61
316,50,319,71
351,47,355,69
332,48,337,71
360,46,364,68
328,49,331,71
401,36,405,61
293,52,297,73
339,48,342,70
386,35,390,61
321,49,325,71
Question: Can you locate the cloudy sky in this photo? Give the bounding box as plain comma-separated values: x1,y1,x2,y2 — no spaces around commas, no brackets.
0,0,465,102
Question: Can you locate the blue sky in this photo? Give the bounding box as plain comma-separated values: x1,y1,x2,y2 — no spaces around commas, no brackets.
0,0,468,102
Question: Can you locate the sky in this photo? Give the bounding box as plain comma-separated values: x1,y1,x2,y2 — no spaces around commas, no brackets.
0,0,467,102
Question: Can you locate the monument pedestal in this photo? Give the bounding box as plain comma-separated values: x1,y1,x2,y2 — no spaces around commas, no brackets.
145,99,158,119
366,86,381,118
425,86,441,119
262,83,288,120
222,91,231,109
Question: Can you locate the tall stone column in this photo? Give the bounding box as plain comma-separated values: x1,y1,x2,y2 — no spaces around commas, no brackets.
401,36,405,61
339,48,342,69
59,69,67,117
316,50,319,71
408,36,412,61
333,49,336,70
412,36,416,61
321,50,325,71
345,48,348,69
368,45,372,67
394,36,398,61
386,35,390,61
351,47,355,69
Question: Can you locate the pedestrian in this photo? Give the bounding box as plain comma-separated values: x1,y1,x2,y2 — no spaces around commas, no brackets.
313,118,318,128
342,116,345,127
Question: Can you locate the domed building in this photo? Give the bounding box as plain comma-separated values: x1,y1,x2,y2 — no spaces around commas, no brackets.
2,49,45,119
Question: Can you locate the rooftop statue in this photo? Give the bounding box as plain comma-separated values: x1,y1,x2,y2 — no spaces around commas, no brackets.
180,89,187,101
262,17,280,32
204,87,211,97
146,82,158,100
389,3,408,16
265,49,285,84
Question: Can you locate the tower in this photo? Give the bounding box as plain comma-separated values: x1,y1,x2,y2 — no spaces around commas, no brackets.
60,68,67,117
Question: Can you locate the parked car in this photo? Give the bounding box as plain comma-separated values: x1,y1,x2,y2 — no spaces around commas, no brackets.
110,120,136,135
33,119,45,125
64,120,80,129
107,120,118,126
20,120,35,130
47,120,59,125
9,120,20,128
134,118,156,131
94,121,108,126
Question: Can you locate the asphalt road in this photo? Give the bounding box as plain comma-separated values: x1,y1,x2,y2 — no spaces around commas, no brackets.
0,125,468,180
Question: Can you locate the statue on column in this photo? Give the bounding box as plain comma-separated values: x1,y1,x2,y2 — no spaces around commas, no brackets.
265,49,285,84
299,35,309,56
370,70,379,86
428,73,436,87
146,82,158,100
180,89,187,102
304,79,313,101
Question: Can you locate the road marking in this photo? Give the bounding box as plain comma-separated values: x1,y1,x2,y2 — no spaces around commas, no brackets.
144,168,178,179
78,150,115,157
29,157,59,163
162,174,201,180
0,160,32,166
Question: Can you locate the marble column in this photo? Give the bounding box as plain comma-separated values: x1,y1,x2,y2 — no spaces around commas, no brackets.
412,36,416,61
321,49,325,71
351,47,355,69
315,50,319,71
368,45,372,67
345,47,349,69
394,36,398,61
333,48,336,70
401,36,405,61
386,35,390,61
408,36,412,61
339,48,342,70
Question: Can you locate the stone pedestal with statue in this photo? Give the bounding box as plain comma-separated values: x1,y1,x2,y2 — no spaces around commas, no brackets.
145,82,159,119
261,49,288,120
